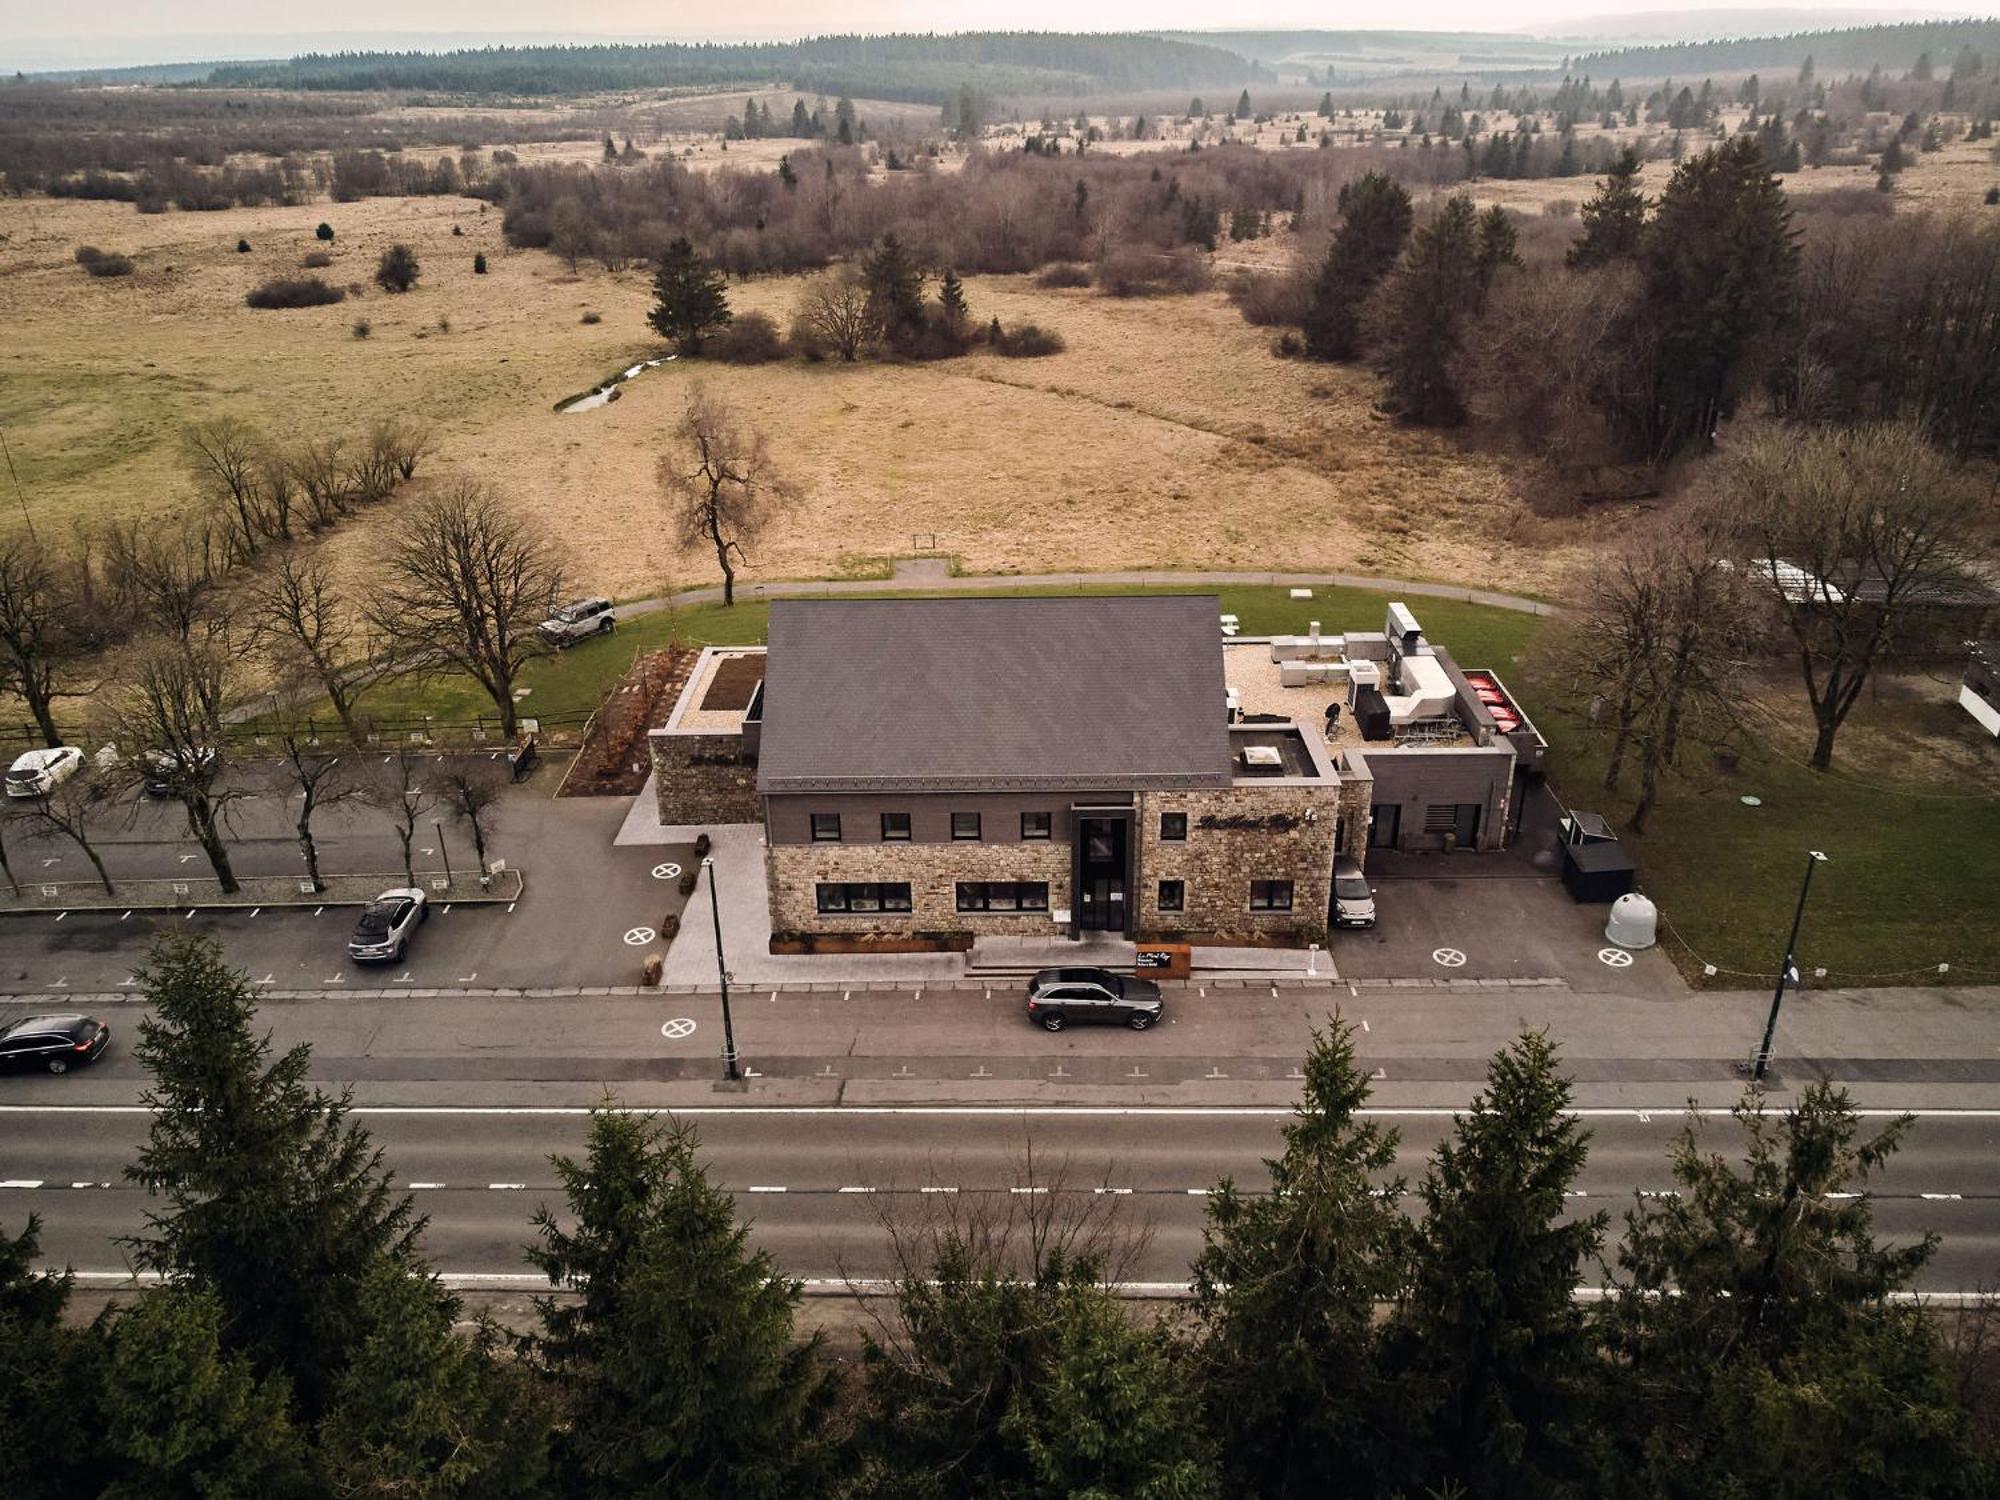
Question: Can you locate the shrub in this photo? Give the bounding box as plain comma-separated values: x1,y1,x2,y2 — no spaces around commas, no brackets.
436,316,451,334
302,250,334,268
451,224,464,236
315,222,335,242
75,246,134,277
236,238,251,253
1096,246,1211,298
375,243,420,293
1226,268,1307,326
1035,261,1093,289
580,310,602,325
787,313,828,362
245,276,345,309
991,322,1066,357
352,318,372,339
1273,330,1304,358
707,309,785,363
473,251,488,274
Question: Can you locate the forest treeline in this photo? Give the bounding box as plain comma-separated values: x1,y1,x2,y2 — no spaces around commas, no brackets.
204,33,1262,101
1569,17,2000,84
3,933,1994,1499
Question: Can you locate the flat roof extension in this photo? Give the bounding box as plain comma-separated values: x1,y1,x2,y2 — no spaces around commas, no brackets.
757,596,1233,794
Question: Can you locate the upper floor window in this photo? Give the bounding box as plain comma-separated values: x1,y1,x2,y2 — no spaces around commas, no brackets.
951,812,982,841
881,812,912,841
1021,811,1052,840
810,813,841,842
1160,811,1189,841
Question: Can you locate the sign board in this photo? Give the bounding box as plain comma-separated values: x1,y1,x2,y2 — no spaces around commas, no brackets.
1050,908,1071,925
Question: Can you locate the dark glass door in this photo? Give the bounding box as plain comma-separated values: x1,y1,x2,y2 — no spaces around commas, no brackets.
1075,816,1130,934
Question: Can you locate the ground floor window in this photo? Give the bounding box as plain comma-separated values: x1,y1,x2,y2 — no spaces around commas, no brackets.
956,881,1050,913
1157,879,1185,913
816,882,913,914
1249,879,1294,912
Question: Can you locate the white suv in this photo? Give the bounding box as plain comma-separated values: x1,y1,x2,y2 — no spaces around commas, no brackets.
539,597,615,648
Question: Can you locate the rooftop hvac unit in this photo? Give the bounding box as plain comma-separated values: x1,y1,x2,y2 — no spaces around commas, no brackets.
1353,686,1393,741
1386,601,1422,654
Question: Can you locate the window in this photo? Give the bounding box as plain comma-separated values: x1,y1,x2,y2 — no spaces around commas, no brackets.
1250,879,1294,912
880,812,911,842
951,812,982,841
816,882,913,914
1159,811,1188,841
957,881,1050,913
810,812,842,842
1157,879,1186,913
1020,811,1051,840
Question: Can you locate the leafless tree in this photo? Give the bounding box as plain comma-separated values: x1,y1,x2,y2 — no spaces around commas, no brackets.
1713,421,1991,771
108,635,243,893
437,759,505,878
248,550,371,743
290,439,353,530
657,386,799,608
794,266,877,362
365,747,440,887
106,520,226,643
269,721,363,893
371,418,432,483
0,536,77,746
182,418,272,562
366,483,567,740
24,766,117,896
0,802,20,896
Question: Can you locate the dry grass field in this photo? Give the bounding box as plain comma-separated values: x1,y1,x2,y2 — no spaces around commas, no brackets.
0,188,1603,603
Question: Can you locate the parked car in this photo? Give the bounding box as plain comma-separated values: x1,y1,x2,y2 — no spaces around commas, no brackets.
140,747,219,797
1332,856,1377,929
1025,967,1164,1032
348,888,428,963
5,746,83,799
539,597,615,648
0,1014,110,1075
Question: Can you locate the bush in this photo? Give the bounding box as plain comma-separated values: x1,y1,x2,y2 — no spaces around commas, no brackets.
787,313,828,362
707,309,785,363
302,250,334,268
74,246,134,277
1273,330,1304,358
352,318,372,339
235,238,251,253
473,251,488,274
452,224,464,236
245,276,345,309
315,222,335,242
1096,246,1212,298
990,321,1066,357
1226,268,1306,326
1035,261,1093,289
580,310,602,325
375,243,420,293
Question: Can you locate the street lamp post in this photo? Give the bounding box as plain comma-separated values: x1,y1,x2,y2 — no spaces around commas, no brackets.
433,820,451,886
703,856,740,1081
1753,850,1828,1082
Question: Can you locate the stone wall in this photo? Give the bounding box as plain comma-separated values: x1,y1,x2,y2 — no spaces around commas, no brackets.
1136,783,1346,943
768,839,1071,938
649,730,761,827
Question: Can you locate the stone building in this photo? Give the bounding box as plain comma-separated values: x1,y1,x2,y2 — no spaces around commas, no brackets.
648,593,1544,949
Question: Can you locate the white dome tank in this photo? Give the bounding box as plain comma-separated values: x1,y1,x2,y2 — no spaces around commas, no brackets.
1605,892,1659,950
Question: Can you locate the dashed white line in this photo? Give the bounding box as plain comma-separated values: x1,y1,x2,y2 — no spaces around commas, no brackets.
747,1185,787,1194
1186,1187,1214,1196
0,1180,45,1189
1922,1192,1965,1201
837,1186,875,1194
920,1185,959,1194
1010,1186,1048,1196
486,1182,527,1191
407,1182,447,1190
1095,1187,1134,1196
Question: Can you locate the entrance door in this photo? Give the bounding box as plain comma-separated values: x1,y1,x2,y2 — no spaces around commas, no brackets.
1453,802,1482,848
1368,804,1401,849
1075,815,1130,934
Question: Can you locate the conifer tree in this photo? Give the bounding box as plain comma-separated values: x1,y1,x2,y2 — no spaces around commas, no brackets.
862,233,928,344
647,237,731,354
1476,204,1521,293
528,1110,839,1499
937,267,969,333
1301,169,1413,361
0,1217,100,1500
1192,1022,1410,1495
1382,193,1483,426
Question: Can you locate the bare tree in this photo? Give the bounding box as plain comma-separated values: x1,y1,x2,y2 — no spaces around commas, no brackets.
657,386,799,608
25,766,117,896
182,418,271,562
109,636,242,893
365,748,439,887
270,721,362,893
794,266,877,362
248,550,371,743
437,759,505,879
0,536,76,747
108,520,225,643
1715,421,1990,770
0,802,20,896
366,483,566,740
290,439,352,530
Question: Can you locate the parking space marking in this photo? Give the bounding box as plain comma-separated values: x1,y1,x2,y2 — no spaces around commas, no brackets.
650,862,683,880
660,1018,697,1040
458,972,479,984
623,926,656,946
247,908,260,919
1598,947,1635,968
1432,947,1467,968
393,971,414,984
53,912,64,923
324,973,346,985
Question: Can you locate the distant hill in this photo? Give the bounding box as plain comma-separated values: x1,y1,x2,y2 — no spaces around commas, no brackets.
1563,16,2000,78
203,33,1259,101
1534,8,1990,44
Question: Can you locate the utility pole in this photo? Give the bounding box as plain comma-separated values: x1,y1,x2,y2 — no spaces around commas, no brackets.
1753,850,1827,1082
0,430,35,543
434,819,451,885
704,856,740,1081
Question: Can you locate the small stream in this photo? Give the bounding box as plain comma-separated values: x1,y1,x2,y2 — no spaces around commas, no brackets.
559,353,676,413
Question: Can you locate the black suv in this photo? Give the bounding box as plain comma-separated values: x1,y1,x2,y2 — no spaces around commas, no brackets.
1025,968,1164,1032
0,1014,111,1075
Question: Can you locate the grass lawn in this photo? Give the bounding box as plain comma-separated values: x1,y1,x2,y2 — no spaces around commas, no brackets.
1540,697,2000,988
331,582,1549,728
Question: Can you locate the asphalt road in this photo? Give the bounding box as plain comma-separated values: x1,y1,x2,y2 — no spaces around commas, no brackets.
6,1105,1998,1290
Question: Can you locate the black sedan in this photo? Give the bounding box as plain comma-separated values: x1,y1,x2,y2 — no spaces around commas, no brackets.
0,1014,111,1076
1024,968,1164,1032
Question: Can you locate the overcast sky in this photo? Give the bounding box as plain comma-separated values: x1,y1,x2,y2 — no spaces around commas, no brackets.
3,3,1989,71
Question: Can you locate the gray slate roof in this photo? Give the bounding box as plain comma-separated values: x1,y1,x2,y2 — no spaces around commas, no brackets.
756,596,1232,793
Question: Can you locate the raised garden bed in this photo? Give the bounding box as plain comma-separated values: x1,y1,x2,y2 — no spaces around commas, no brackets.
560,645,693,797
770,930,973,955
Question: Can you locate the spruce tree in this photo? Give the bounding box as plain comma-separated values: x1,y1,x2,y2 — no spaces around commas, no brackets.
1382,193,1482,426
528,1110,838,1499
937,266,969,333
862,233,927,345
1301,169,1414,361
0,1217,101,1500
124,932,430,1420
1192,1022,1410,1496
646,236,732,354
1476,203,1521,293
1384,1034,1607,1500
1236,88,1252,119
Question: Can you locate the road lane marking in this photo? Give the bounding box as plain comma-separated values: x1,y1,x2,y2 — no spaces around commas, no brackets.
837,1186,874,1194
1923,1192,1965,1201
0,1180,44,1189
920,1185,958,1194
1186,1187,1214,1196
1096,1187,1134,1195
747,1185,787,1193
1010,1186,1048,1196
487,1182,526,1190
248,908,260,919
119,911,130,920
408,1182,447,1189
14,1105,2000,1121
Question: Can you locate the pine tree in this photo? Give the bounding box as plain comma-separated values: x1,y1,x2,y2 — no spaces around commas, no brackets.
1383,1034,1607,1499
937,267,969,332
125,932,431,1421
473,250,488,274
778,153,797,190
1599,1085,1988,1498
862,233,927,344
528,1110,838,1498
1,1217,101,1500
1235,87,1252,119
646,236,731,354
1301,169,1413,361
1192,1023,1410,1495
1382,193,1482,426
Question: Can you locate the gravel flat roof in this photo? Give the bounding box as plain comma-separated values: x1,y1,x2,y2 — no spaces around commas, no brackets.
757,596,1232,793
